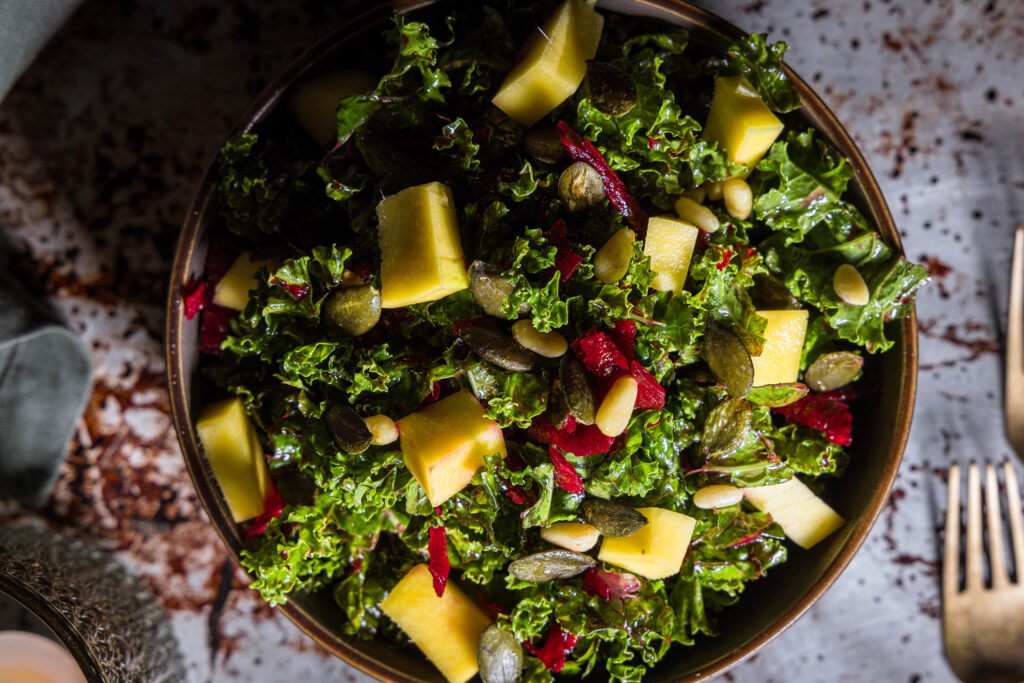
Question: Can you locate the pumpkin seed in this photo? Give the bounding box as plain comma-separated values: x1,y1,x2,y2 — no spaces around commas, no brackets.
702,397,752,458
524,123,567,165
468,261,527,318
559,162,605,212
478,625,524,683
805,351,863,392
325,404,373,454
508,550,595,582
586,61,638,117
750,273,801,310
702,320,754,398
583,499,648,537
560,355,597,425
548,380,572,430
459,325,540,372
323,284,381,337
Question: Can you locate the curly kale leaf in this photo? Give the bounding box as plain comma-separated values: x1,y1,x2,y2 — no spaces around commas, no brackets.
463,356,549,428
718,33,800,113
217,134,314,239
763,230,928,352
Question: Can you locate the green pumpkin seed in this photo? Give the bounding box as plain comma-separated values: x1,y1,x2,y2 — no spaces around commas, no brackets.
324,404,372,454
459,325,540,372
702,397,752,459
323,284,381,337
524,123,567,165
559,162,605,212
583,499,648,537
508,550,595,582
702,320,754,398
469,261,528,318
751,273,801,310
805,351,863,392
586,61,638,117
548,380,572,431
560,355,597,425
478,625,524,683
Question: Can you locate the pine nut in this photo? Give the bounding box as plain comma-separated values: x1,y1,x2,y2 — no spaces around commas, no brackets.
693,484,743,509
683,186,706,204
511,319,568,358
363,414,398,445
674,196,720,233
722,178,753,219
592,228,636,284
833,264,870,306
705,180,724,200
596,375,638,436
540,521,601,552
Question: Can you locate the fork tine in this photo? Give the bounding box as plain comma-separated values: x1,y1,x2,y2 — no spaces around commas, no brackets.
1007,225,1024,458
944,464,962,598
966,463,984,590
985,464,1009,589
1004,461,1024,581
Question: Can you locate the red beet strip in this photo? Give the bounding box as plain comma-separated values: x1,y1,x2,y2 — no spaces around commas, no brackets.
549,447,584,494
428,525,450,597
244,486,287,541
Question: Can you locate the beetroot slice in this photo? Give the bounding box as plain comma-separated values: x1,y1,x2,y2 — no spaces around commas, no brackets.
523,624,578,673
427,525,450,597
581,566,641,601
572,329,629,378
549,447,584,494
552,423,614,457
199,304,234,354
630,361,665,410
557,121,648,235
608,319,636,361
774,393,853,446
545,219,584,283
244,486,287,541
183,280,206,320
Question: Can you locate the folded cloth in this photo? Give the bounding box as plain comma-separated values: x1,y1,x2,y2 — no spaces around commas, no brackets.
0,0,85,102
0,271,92,506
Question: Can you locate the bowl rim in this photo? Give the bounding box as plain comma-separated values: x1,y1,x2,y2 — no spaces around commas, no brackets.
165,1,918,680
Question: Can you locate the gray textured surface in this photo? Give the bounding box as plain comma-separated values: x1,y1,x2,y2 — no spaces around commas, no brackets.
0,0,1020,681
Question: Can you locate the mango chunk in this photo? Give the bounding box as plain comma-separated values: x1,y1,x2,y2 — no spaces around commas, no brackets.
380,564,492,683
196,397,270,522
541,521,600,552
703,75,785,167
212,252,266,311
598,507,695,579
397,391,506,507
743,477,844,549
643,215,699,293
751,309,808,387
288,68,376,148
376,182,469,308
491,0,604,126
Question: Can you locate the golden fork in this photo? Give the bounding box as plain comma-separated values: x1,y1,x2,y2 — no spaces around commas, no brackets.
943,462,1024,682
1007,225,1024,460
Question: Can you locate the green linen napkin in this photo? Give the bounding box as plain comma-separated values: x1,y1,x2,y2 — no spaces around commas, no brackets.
0,272,92,505
0,0,85,102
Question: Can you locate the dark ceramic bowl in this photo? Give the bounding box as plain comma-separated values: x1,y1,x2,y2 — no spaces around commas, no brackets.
166,1,918,680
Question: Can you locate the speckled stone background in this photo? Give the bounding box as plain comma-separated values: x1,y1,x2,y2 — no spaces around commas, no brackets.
0,0,1020,681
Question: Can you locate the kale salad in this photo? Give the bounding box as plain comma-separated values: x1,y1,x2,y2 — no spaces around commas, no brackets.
187,1,927,681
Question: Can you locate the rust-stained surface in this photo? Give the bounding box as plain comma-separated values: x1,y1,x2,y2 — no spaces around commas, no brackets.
0,0,1020,681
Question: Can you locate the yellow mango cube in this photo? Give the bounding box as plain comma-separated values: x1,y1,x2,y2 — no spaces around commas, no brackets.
212,252,266,311
376,182,469,308
703,76,785,166
397,391,506,507
196,397,270,522
743,477,844,549
288,68,376,148
751,309,808,387
597,507,696,579
380,564,492,683
643,215,699,293
491,0,604,126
